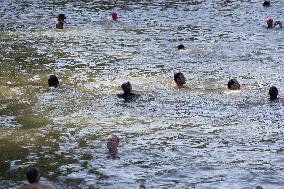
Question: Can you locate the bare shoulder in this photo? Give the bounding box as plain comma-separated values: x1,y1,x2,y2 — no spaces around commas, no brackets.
170,82,177,88
224,89,242,95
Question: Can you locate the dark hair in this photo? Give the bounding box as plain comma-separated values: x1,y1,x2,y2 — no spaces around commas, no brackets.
121,82,131,93
263,1,270,7
228,79,239,89
178,44,185,50
48,75,59,88
174,72,183,82
57,14,66,20
26,167,39,183
269,86,278,100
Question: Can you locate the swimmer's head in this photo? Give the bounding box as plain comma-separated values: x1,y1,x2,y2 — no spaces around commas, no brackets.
26,167,40,184
48,75,59,88
266,17,274,28
121,82,132,93
269,86,278,100
112,12,118,21
228,79,240,90
263,0,270,7
178,44,185,50
174,72,186,85
107,134,119,153
57,14,66,22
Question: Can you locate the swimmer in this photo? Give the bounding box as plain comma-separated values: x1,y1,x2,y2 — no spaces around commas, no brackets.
224,79,242,95
48,75,59,88
17,167,54,189
178,44,185,50
227,79,240,90
107,134,119,155
266,18,282,28
266,18,274,28
112,12,118,21
171,72,188,89
269,86,279,100
117,82,140,101
55,14,66,29
263,0,270,7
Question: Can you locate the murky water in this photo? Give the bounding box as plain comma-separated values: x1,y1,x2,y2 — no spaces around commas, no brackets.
0,0,284,188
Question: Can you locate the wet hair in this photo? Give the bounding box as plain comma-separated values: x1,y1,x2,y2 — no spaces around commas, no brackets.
227,79,239,89
121,82,131,93
263,1,270,7
57,14,66,20
174,72,183,82
110,134,119,144
269,86,278,100
26,167,39,183
178,44,185,50
48,75,59,88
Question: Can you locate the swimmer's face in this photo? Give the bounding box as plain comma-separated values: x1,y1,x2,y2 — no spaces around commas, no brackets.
107,135,119,152
58,18,65,22
177,74,186,85
267,19,273,28
112,13,118,21
231,80,240,90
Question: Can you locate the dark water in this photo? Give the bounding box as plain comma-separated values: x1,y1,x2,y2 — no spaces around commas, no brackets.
0,0,284,188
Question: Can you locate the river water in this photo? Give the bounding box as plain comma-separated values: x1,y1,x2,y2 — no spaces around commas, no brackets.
0,0,284,188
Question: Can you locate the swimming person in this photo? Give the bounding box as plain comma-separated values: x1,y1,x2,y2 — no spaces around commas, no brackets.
224,79,242,95
117,82,140,101
227,79,240,90
266,18,282,28
55,14,66,29
263,0,270,6
48,75,59,88
266,18,274,28
171,72,187,89
17,167,54,189
112,12,118,21
107,134,119,156
269,86,279,100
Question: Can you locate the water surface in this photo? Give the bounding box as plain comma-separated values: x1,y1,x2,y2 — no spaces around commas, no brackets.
0,0,284,188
